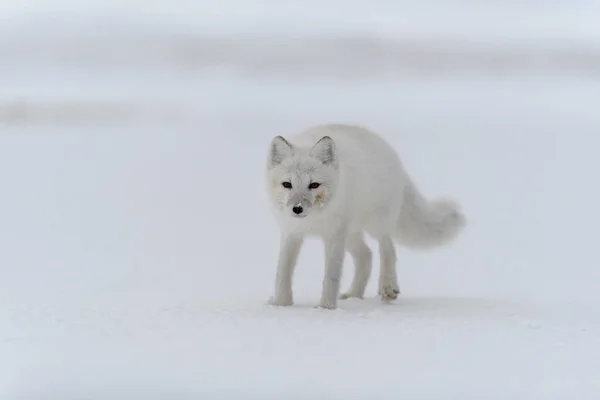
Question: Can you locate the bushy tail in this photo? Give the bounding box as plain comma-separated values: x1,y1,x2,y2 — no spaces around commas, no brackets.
395,179,466,250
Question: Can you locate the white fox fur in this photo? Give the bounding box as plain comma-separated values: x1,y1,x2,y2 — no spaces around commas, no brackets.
265,124,466,309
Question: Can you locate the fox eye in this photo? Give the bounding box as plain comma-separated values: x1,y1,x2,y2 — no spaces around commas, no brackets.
282,182,292,189
308,182,321,189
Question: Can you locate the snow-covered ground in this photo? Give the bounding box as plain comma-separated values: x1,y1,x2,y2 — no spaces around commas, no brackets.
2,2,600,399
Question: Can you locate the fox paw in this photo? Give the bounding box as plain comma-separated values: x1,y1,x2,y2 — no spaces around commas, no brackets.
379,285,400,301
267,295,293,307
339,291,364,300
315,298,338,310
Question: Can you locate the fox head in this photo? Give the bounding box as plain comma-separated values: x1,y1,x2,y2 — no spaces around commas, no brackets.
266,135,339,219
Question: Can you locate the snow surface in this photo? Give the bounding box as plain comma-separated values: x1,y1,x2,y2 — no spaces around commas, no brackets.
2,2,600,399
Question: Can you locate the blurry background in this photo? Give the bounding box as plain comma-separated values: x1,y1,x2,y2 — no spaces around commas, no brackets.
1,1,600,399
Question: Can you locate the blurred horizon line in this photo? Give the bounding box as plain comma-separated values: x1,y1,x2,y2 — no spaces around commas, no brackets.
2,33,600,77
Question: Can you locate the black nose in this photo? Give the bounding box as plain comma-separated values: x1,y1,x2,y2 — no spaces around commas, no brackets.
292,205,304,215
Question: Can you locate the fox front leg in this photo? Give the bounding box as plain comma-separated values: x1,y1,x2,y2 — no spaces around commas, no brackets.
318,229,347,309
269,234,303,306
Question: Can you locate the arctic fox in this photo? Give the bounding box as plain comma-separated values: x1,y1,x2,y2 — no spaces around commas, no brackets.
265,124,465,309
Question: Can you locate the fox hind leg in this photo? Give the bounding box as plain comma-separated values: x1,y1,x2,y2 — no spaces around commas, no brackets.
339,231,372,300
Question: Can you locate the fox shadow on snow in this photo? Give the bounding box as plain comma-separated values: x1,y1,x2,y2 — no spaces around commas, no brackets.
276,295,534,320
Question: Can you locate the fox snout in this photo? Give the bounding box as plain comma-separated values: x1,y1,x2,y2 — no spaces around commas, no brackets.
286,193,312,218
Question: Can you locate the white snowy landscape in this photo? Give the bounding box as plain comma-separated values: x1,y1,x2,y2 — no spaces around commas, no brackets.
1,1,600,399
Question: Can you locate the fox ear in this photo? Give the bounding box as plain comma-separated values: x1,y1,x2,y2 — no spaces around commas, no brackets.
269,136,294,167
310,136,337,166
